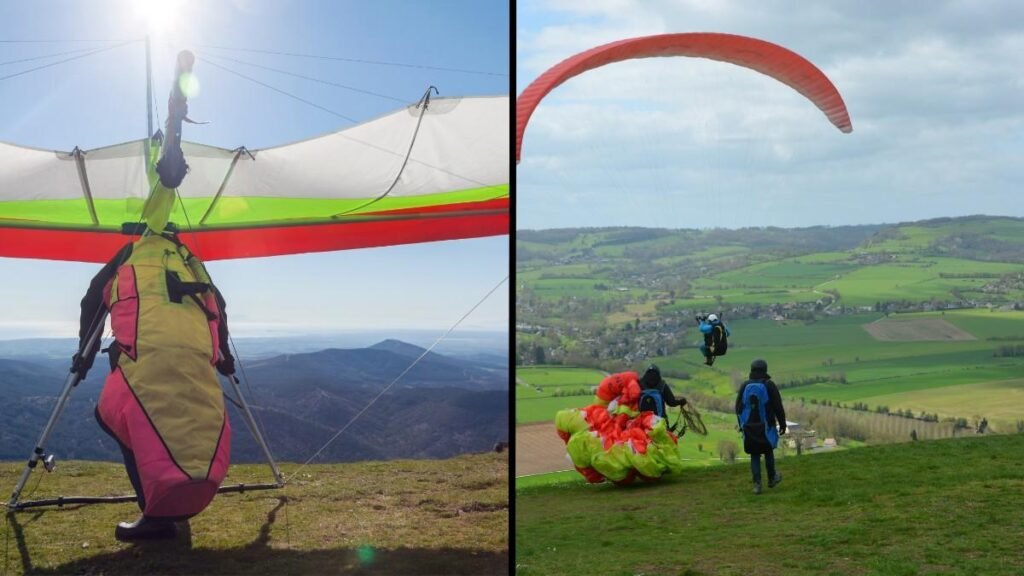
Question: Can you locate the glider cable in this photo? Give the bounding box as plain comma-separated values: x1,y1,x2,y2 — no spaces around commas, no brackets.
330,85,437,218
0,39,137,84
198,56,360,123
0,38,133,43
284,274,510,484
198,51,411,104
199,43,508,77
0,45,97,68
197,56,508,195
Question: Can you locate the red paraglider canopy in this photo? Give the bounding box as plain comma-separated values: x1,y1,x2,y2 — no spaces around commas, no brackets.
515,32,852,163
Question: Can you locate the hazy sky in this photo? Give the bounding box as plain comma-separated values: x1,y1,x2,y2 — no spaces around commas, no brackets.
0,0,509,339
516,0,1024,230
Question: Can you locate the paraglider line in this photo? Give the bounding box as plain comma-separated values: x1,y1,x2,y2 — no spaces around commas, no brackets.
0,40,137,84
284,274,510,483
199,43,508,77
198,51,411,104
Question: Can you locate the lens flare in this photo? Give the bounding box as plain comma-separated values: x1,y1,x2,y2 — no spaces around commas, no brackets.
357,544,376,566
179,72,200,98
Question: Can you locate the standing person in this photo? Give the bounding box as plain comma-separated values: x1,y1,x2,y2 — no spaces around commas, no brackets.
735,359,786,494
697,313,730,366
74,228,235,541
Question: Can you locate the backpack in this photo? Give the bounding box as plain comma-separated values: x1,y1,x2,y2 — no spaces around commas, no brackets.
638,387,666,418
713,324,728,355
738,381,778,454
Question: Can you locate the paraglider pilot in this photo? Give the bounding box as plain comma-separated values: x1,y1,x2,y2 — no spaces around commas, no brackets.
74,227,235,541
736,359,787,495
696,313,729,366
638,365,687,430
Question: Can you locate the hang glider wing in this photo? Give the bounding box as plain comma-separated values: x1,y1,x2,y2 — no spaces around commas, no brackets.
0,95,509,262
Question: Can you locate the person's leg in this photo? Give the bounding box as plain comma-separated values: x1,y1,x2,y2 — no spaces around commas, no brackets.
766,449,782,487
750,452,761,484
700,345,713,365
119,446,146,512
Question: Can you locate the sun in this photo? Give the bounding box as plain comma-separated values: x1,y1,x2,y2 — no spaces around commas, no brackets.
132,0,182,36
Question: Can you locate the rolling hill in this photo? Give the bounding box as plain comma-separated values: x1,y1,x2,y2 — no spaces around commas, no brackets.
0,340,508,465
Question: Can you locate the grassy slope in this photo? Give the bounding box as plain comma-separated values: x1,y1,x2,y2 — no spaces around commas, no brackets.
1,454,507,576
516,434,1024,576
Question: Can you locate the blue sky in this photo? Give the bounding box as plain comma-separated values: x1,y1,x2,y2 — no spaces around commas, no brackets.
0,0,509,339
517,0,1024,230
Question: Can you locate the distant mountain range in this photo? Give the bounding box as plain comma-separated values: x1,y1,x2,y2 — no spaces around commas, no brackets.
0,340,508,466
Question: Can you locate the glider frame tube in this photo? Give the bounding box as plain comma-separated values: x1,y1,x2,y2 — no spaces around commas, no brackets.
6,310,106,511
226,374,285,486
9,482,282,512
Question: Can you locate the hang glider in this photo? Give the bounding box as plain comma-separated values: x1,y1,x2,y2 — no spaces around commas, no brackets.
0,94,509,262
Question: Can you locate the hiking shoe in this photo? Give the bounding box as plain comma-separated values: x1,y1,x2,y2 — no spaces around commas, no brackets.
114,516,177,542
753,482,762,495
768,473,783,488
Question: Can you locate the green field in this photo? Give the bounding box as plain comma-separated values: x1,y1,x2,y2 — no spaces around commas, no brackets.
644,311,1024,426
827,257,1024,306
858,379,1024,428
518,218,1024,442
517,366,607,423
671,255,1024,309
516,434,1024,575
517,311,1024,429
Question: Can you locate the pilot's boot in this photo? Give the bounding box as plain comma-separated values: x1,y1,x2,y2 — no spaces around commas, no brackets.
114,516,177,542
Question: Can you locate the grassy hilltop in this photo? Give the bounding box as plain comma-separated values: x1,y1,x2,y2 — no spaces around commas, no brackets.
1,453,507,575
515,434,1024,576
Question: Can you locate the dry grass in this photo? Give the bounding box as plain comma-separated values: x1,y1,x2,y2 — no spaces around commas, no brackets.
2,453,507,575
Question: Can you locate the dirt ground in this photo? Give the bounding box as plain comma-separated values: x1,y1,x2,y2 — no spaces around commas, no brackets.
862,317,976,341
515,422,572,477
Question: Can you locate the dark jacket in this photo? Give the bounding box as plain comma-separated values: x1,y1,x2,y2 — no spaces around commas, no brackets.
639,370,687,413
735,378,786,429
653,378,687,409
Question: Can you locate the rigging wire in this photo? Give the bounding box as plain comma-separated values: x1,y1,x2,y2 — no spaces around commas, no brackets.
0,45,97,68
197,56,509,195
0,39,137,84
0,38,133,43
283,274,510,484
198,56,359,123
199,43,508,77
197,50,411,104
330,86,436,217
